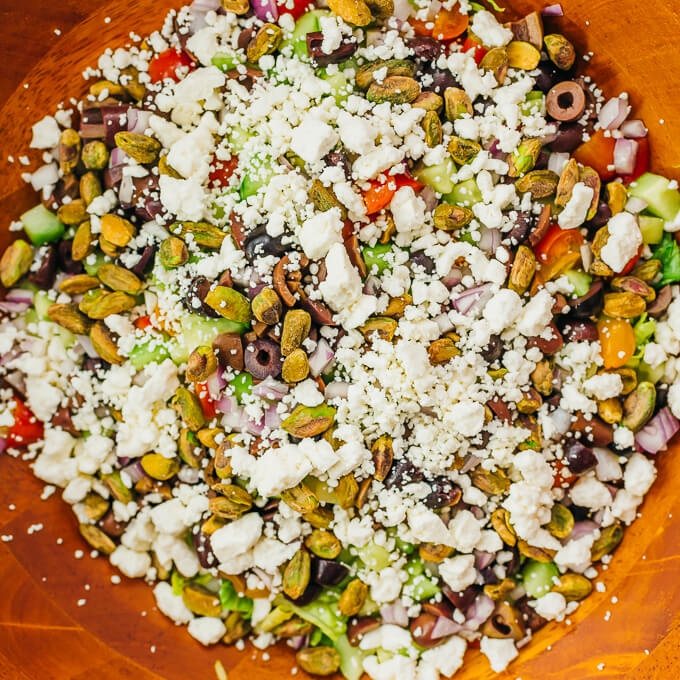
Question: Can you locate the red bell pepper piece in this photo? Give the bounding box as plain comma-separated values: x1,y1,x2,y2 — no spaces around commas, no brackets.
196,382,217,420
7,399,43,448
363,174,424,215
148,49,196,84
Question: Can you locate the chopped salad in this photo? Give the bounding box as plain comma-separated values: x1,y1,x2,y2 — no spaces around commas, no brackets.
3,0,680,676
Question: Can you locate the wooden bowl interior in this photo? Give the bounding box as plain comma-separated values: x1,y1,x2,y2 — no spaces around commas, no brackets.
1,1,680,678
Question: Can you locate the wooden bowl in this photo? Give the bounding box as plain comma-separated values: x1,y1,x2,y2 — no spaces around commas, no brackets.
1,1,680,678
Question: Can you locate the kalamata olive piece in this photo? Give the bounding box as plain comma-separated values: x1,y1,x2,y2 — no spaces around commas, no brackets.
648,284,672,317
481,565,499,585
563,439,598,474
383,459,424,489
83,357,109,373
58,238,84,274
410,613,439,648
534,61,562,93
585,200,612,232
290,582,321,607
516,596,548,633
507,212,531,244
300,297,337,326
422,600,455,619
480,335,503,363
568,280,604,319
546,81,586,122
568,504,591,522
560,319,599,343
571,412,613,447
548,122,584,153
656,385,668,409
424,478,461,509
130,245,156,278
306,31,357,66
312,558,349,586
486,397,512,423
534,150,550,170
442,584,479,611
244,338,283,379
324,150,352,180
527,322,564,355
244,225,288,262
408,250,435,275
407,36,443,60
418,64,458,93
184,276,220,318
98,509,127,537
192,528,216,569
347,617,380,646
504,548,521,576
28,244,57,289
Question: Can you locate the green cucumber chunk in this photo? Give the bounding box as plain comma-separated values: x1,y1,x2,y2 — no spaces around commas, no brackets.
639,215,665,245
521,90,545,116
219,579,253,616
169,314,248,365
129,337,171,369
211,51,242,72
522,559,559,598
276,592,347,642
83,252,108,277
354,541,391,571
20,204,65,246
283,10,331,60
564,269,592,297
443,177,483,207
34,290,52,320
317,68,353,104
362,243,396,275
629,173,680,221
239,157,276,199
413,158,457,195
230,371,254,404
335,634,368,680
402,557,440,602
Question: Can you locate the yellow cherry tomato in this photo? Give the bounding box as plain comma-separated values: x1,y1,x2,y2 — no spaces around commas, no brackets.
598,318,636,369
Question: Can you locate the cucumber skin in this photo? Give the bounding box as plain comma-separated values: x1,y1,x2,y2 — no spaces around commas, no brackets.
21,204,65,246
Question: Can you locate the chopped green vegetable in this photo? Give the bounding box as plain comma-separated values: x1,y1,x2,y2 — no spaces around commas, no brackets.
219,579,254,616
335,634,369,680
171,570,185,596
652,232,680,285
230,371,254,404
211,51,242,72
169,314,248,365
21,204,65,246
443,178,483,207
565,269,592,297
276,591,347,641
629,172,680,221
355,541,391,570
522,559,559,598
412,158,457,194
83,251,107,277
129,337,171,369
634,313,656,347
639,215,665,245
362,243,396,276
402,557,440,602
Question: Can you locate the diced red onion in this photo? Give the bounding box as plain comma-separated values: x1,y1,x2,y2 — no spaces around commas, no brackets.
190,0,220,11
206,368,227,399
221,405,245,431
542,3,564,16
119,175,135,208
625,196,647,214
0,438,6,455
620,119,648,139
434,312,454,335
635,407,680,454
121,460,146,484
363,275,381,296
567,520,599,541
0,300,31,314
252,0,279,22
580,244,593,273
442,266,463,289
547,151,570,175
308,338,334,377
419,185,438,213
593,447,622,482
614,138,638,175
127,109,153,135
79,122,106,139
477,227,500,254
453,284,493,316
380,601,409,627
244,416,265,437
252,377,289,400
325,381,349,400
547,407,571,438
431,616,463,639
598,97,630,130
109,147,129,168
76,335,99,359
488,139,507,160
0,350,20,366
464,593,495,630
216,394,238,415
264,404,282,429
474,550,494,570
104,166,124,189
459,454,480,474
1,289,34,314
4,371,25,396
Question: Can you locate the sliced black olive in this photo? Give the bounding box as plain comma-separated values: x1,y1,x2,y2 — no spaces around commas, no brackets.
244,338,283,380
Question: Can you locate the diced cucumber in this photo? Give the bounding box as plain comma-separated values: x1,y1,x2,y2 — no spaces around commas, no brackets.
317,69,353,104
402,557,440,602
362,243,395,275
83,252,107,277
34,290,52,320
629,173,680,221
412,158,457,195
169,314,248,365
53,324,77,349
564,269,592,297
443,177,483,207
276,593,347,642
230,371,253,404
228,126,253,154
239,157,276,199
637,359,666,384
639,215,665,245
129,337,171,369
634,314,656,347
521,90,545,116
211,51,242,72
304,476,339,504
355,541,391,570
335,635,369,680
282,10,331,60
522,559,559,598
20,204,65,246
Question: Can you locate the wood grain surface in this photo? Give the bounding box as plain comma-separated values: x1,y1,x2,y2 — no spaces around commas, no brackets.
1,1,680,678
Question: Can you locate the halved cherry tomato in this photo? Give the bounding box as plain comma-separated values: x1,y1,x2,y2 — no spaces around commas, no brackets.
7,400,43,448
134,315,152,331
148,49,196,84
619,136,650,185
598,318,636,369
533,223,585,282
363,174,424,215
462,35,488,65
276,0,315,20
619,246,642,276
196,381,217,420
208,156,239,190
572,129,616,181
431,6,470,40
552,458,578,488
409,17,434,37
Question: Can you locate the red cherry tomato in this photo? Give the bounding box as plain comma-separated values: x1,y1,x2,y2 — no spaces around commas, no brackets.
196,381,217,420
572,129,616,181
619,246,642,275
619,136,650,185
552,458,578,488
208,156,239,190
276,0,315,20
148,49,196,84
363,174,425,215
134,315,152,331
431,6,470,41
409,17,434,37
462,35,488,65
7,400,44,448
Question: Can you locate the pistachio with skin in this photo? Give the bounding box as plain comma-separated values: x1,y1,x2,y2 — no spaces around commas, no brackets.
114,131,161,164
281,482,319,514
252,287,283,325
611,275,656,302
372,434,394,482
173,221,227,249
515,170,559,198
366,76,420,104
57,199,88,226
310,179,346,218
81,140,109,170
531,359,554,396
182,583,222,617
552,573,593,601
355,59,414,89
296,647,340,677
78,523,116,555
80,172,102,206
100,214,136,248
197,427,223,449
59,274,100,295
159,236,189,268
508,138,543,177
97,263,143,295
204,286,252,324
335,474,359,509
282,548,311,600
59,129,82,174
472,467,511,495
622,382,656,432
491,508,516,546
170,387,206,431
448,136,482,165
281,348,310,383
412,91,444,113
281,309,311,356
507,40,541,69
444,87,473,121
211,484,253,517
338,579,368,617
303,505,334,529
141,453,180,480
78,288,106,316
179,428,204,468
555,158,579,207
47,303,92,334
86,291,136,319
479,46,509,83
579,166,601,220
90,321,123,365
591,524,624,561
222,611,252,644
84,493,110,521
186,346,218,382
544,33,576,70
72,220,96,261
603,292,647,319
508,245,536,295
598,397,623,424
433,203,473,231
484,577,516,601
517,539,555,562
360,317,398,342
428,337,461,365
0,239,33,287
305,529,341,559
221,0,250,13
419,543,454,563
546,503,574,538
246,23,283,62
517,387,543,414
422,110,442,148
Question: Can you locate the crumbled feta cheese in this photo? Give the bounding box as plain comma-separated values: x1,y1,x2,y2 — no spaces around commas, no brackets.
557,182,594,229
600,212,643,273
187,617,227,645
480,637,518,672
